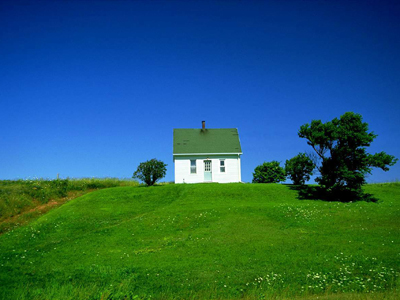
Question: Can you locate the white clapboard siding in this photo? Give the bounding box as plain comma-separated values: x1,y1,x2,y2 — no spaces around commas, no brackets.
174,155,241,183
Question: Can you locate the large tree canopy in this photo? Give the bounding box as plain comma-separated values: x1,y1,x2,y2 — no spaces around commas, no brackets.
298,112,397,199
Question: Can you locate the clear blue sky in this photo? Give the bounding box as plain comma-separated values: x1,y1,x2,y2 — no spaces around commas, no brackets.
1,0,399,183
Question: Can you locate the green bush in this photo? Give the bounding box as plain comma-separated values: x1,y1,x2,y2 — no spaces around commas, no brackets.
252,161,286,183
285,153,315,185
133,159,167,186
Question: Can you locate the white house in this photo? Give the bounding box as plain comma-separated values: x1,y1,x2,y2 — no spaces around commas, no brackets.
173,121,242,183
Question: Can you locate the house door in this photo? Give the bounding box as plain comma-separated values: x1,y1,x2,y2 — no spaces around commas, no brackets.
204,160,212,182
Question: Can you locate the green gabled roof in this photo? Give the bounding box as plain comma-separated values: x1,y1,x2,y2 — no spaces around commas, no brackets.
173,128,242,155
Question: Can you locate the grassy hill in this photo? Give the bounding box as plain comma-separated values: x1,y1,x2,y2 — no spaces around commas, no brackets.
0,178,139,234
0,183,399,299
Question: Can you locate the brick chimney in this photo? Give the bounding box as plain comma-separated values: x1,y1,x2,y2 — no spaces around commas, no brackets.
202,120,205,129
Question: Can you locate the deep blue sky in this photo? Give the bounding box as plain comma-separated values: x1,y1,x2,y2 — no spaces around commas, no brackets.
1,0,399,183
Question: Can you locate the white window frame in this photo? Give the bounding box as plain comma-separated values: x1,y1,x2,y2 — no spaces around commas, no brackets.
190,160,197,174
220,159,226,173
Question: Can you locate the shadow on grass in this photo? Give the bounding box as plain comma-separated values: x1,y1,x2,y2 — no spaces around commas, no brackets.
137,182,176,188
286,185,378,203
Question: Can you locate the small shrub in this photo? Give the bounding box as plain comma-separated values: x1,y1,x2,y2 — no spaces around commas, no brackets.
252,161,286,183
285,153,315,185
133,159,167,186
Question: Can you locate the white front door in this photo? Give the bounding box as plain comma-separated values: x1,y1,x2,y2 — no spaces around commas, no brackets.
204,160,212,182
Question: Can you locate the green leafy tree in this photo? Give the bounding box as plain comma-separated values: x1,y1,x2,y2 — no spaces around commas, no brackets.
299,112,397,199
285,153,315,185
252,161,286,183
133,159,167,186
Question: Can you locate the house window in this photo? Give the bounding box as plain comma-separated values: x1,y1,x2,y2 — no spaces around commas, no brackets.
190,160,196,174
204,160,211,172
220,160,225,173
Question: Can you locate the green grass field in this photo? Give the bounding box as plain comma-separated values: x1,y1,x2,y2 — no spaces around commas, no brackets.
0,178,139,234
0,183,399,299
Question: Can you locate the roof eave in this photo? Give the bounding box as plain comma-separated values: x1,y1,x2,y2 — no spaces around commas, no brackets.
173,152,242,156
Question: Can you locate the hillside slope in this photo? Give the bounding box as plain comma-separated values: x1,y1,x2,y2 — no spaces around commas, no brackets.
0,183,399,299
